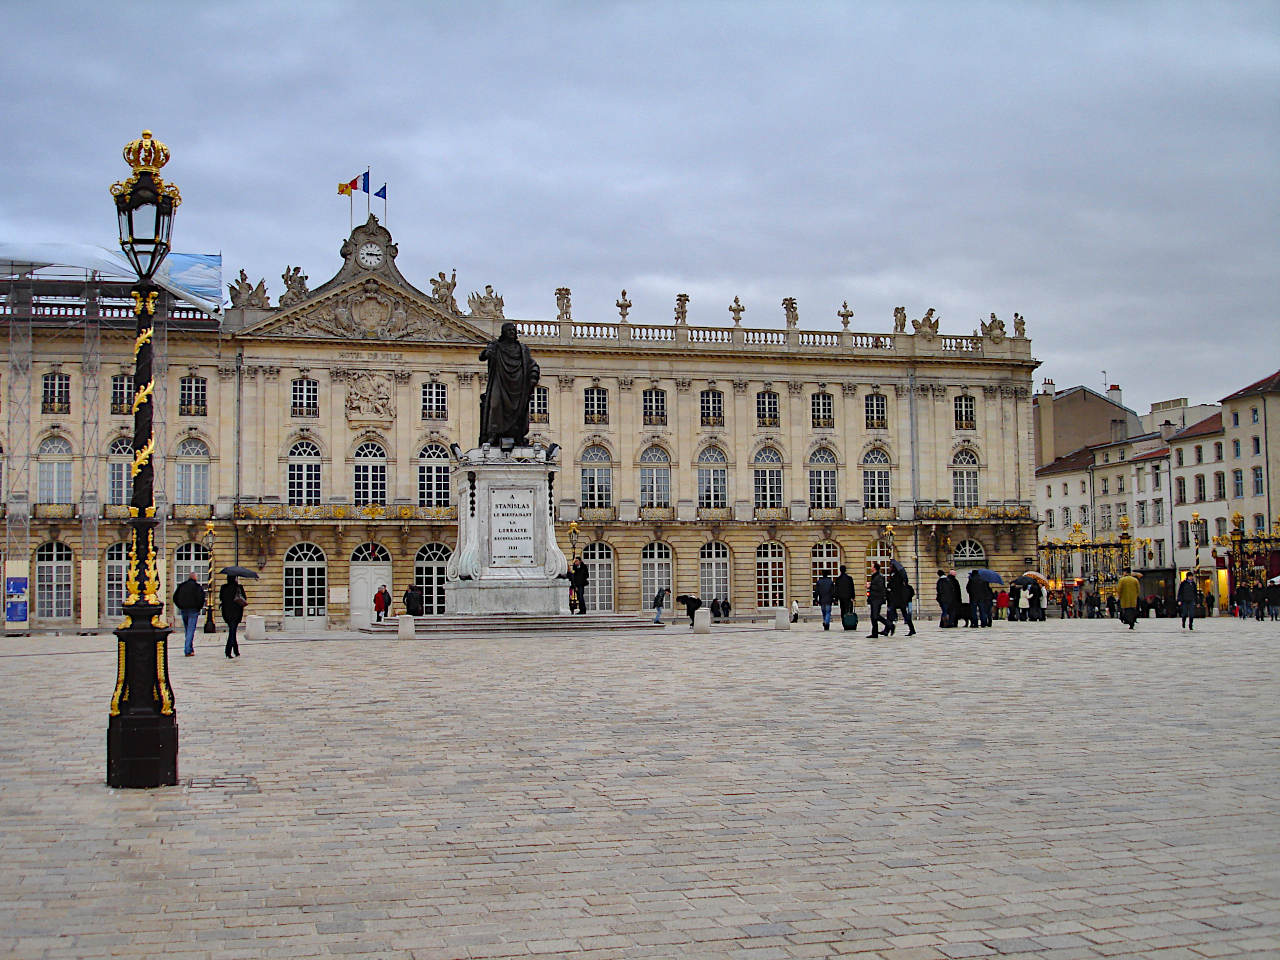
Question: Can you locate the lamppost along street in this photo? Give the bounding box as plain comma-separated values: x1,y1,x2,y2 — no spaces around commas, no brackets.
202,520,217,633
105,131,181,789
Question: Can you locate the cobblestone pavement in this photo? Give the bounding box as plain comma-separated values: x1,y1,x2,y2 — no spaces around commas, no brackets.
1,615,1278,959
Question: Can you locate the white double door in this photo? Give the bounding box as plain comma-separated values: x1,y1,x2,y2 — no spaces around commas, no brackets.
349,562,393,628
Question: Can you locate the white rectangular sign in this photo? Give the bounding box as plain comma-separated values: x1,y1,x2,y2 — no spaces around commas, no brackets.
490,487,537,566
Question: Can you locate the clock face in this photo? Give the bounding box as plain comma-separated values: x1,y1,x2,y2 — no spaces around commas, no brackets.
357,243,384,268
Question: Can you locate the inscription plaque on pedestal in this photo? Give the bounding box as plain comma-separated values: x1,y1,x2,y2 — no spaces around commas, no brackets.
490,487,536,566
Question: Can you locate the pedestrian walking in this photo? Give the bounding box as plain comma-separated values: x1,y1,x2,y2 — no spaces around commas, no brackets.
1177,572,1198,629
219,575,247,658
1117,568,1140,629
790,599,800,623
1267,581,1280,621
172,571,205,657
835,565,857,622
813,571,835,631
887,565,916,636
653,586,669,624
966,570,993,628
866,562,891,637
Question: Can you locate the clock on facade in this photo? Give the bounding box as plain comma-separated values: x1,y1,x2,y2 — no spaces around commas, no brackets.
356,243,384,269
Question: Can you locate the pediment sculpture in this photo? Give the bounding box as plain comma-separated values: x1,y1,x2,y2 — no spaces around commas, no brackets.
268,281,466,342
980,312,1006,344
279,266,309,307
912,308,939,340
228,269,269,308
892,306,907,333
467,284,505,319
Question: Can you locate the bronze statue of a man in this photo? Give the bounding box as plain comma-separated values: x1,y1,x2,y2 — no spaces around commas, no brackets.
479,321,539,447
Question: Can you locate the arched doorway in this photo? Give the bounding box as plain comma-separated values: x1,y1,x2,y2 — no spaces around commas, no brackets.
415,543,451,615
349,542,392,627
283,542,327,630
34,542,73,621
582,542,614,612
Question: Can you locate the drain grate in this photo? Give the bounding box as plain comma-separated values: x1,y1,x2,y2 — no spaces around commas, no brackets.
185,775,260,794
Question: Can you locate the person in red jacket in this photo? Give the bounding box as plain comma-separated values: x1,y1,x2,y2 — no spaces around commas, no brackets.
373,584,392,622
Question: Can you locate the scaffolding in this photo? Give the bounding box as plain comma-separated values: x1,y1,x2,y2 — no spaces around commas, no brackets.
4,273,32,632
80,283,101,630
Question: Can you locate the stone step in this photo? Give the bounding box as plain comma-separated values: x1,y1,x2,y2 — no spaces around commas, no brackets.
360,614,661,636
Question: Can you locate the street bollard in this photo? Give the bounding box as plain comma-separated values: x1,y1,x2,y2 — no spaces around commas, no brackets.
244,615,266,641
692,608,711,634
398,614,416,640
774,607,790,630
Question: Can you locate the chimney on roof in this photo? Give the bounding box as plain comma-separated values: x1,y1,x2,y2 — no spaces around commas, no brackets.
1040,378,1055,396
1110,418,1126,443
1107,384,1122,406
1159,420,1178,441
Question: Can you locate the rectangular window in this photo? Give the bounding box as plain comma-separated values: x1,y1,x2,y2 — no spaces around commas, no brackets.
1232,411,1239,426
953,469,978,508
1194,445,1203,464
809,468,837,510
580,466,612,508
863,469,890,509
37,461,72,504
1080,505,1089,524
1194,474,1205,501
1100,504,1112,530
175,462,210,505
1175,449,1184,467
1177,521,1190,548
1046,485,1052,499
529,385,549,423
1233,439,1241,458
1117,474,1125,493
1045,510,1055,529
754,467,783,509
108,461,133,506
584,387,608,425
1216,517,1228,537
1152,499,1163,524
1214,472,1226,500
1252,407,1259,423
811,392,834,429
291,378,319,418
642,388,667,426
1252,436,1261,455
1101,478,1109,495
353,464,387,506
421,382,448,420
639,466,671,508
1175,477,1186,504
697,466,727,509
1063,506,1071,525
42,373,71,414
1214,442,1223,461
288,462,321,506
1154,540,1165,566
1233,469,1244,497
700,389,724,427
1137,501,1147,525
865,393,887,430
954,394,976,430
110,374,134,415
179,376,207,416
417,463,450,508
1152,466,1161,489
756,391,779,428
1253,466,1264,496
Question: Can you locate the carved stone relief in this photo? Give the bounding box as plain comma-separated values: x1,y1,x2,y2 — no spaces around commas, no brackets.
273,281,464,342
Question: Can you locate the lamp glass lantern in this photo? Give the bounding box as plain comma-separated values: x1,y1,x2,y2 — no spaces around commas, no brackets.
112,130,180,281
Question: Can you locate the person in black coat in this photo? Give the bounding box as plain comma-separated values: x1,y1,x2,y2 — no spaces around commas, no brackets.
173,572,206,657
813,572,836,630
1176,572,1198,629
966,571,994,627
866,562,891,637
569,558,589,614
834,565,856,621
887,567,916,636
219,575,247,658
720,598,731,619
936,570,953,626
674,594,702,626
402,583,425,617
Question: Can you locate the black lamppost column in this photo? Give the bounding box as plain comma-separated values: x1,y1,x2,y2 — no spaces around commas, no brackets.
106,131,181,789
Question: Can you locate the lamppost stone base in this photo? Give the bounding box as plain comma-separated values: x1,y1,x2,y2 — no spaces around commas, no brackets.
107,712,178,788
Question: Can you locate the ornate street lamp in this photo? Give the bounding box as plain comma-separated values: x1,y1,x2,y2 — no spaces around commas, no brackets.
106,131,181,789
202,520,217,633
568,520,580,560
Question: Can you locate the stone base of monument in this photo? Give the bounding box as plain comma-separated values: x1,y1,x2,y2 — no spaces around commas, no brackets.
445,578,569,617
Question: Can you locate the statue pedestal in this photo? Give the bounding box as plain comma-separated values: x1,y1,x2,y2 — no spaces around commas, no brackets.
445,446,570,617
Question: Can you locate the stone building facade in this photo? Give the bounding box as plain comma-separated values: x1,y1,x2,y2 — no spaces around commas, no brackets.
4,217,1040,630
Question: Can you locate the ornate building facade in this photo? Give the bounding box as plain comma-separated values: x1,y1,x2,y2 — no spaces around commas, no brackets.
4,216,1040,631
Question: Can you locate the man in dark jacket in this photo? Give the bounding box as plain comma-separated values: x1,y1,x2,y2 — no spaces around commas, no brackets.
834,565,856,621
173,572,205,657
570,558,589,614
966,570,994,627
887,566,916,636
674,594,702,626
813,572,835,631
946,570,967,625
866,562,891,637
1177,572,1198,629
403,583,425,617
936,570,953,626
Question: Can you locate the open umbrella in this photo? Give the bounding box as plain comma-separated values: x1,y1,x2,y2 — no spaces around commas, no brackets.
1268,574,1280,586
1021,571,1051,586
974,568,1004,585
219,565,260,579
889,558,907,575
1012,575,1034,587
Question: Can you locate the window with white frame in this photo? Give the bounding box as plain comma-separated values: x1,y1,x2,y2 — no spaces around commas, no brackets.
951,449,979,507
34,542,73,618
353,440,387,505
1100,504,1112,530
865,539,894,581
1253,436,1261,455
1045,510,1055,529
1233,439,1241,458
37,436,73,503
1175,476,1186,504
954,394,976,430
1080,504,1089,524
1253,466,1264,495
1255,513,1266,531
104,542,129,619
283,542,327,619
753,446,783,509
417,443,451,507
1177,520,1190,548
1214,472,1226,500
865,393,887,429
1152,465,1162,489
108,437,133,505
1063,507,1071,526
642,388,667,426
755,542,786,608
1152,499,1163,524
42,372,70,414
697,445,727,509
808,447,838,510
756,390,780,428
110,374,134,415
638,446,671,509
1216,517,1228,537
1214,441,1223,461
584,386,608,425
700,541,730,603
288,440,322,506
811,391,834,429
415,543,452,615
529,385,549,423
421,381,447,420
580,445,612,508
640,542,673,606
173,542,210,613
174,438,211,504
1137,501,1147,525
700,389,724,427
862,448,891,509
291,377,319,417
179,375,207,416
1233,469,1244,497
1194,474,1206,502
811,541,840,593
582,542,614,611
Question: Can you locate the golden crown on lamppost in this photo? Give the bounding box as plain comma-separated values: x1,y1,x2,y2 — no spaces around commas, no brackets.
123,130,171,173
110,130,181,281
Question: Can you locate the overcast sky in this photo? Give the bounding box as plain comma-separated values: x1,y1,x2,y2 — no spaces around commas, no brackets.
3,1,1277,414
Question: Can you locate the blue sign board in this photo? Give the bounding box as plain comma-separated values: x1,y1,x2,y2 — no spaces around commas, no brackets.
6,576,29,622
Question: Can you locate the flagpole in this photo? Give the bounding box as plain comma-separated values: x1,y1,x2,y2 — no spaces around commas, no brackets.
348,189,353,230
366,167,371,219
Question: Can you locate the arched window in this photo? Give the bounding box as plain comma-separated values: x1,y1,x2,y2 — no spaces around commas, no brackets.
291,377,319,417
418,443,451,508
582,542,614,612
953,539,985,564
811,391,834,429
580,445,612,509
700,541,730,603
108,437,134,506
865,393,887,429
952,448,979,508
756,390,780,428
700,388,724,427
641,542,673,606
174,542,210,612
861,448,891,509
638,445,671,509
808,447,838,510
288,440,322,506
415,543,452,615
697,445,727,509
174,438,210,505
37,436,73,504
753,446,783,510
811,541,841,592
353,441,387,506
104,543,129,619
283,543,327,620
34,542,73,618
350,542,391,563
865,539,894,581
954,394,976,430
755,542,786,608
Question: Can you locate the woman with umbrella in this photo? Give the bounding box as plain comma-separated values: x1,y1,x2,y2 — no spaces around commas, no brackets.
219,566,255,658
886,560,916,636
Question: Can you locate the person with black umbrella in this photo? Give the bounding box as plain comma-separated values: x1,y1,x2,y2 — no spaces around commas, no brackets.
219,574,248,658
887,563,916,636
